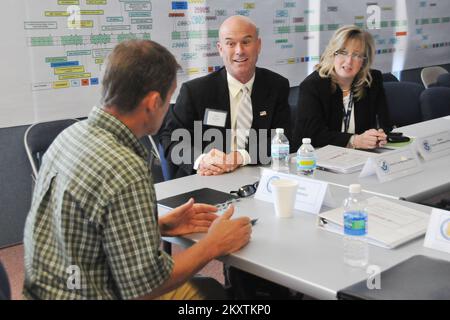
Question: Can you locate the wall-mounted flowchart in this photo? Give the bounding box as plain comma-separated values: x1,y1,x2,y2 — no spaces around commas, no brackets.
24,0,152,92
1,0,449,128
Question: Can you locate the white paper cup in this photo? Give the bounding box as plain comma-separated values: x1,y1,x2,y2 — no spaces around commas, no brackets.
271,179,298,218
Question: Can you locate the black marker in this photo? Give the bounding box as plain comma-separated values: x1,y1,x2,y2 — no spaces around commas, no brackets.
250,218,258,226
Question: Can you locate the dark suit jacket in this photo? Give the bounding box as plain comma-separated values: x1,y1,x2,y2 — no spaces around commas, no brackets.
160,67,290,177
293,69,392,149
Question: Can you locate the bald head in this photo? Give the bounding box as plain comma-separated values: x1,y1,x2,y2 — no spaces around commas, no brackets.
219,15,258,40
217,16,261,83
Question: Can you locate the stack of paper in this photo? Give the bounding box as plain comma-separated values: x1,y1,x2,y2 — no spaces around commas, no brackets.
318,197,430,249
315,145,374,174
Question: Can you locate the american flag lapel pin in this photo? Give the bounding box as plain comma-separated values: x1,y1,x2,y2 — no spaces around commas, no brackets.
259,111,267,116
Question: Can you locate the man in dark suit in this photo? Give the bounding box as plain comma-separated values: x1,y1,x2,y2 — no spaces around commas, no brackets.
160,15,290,178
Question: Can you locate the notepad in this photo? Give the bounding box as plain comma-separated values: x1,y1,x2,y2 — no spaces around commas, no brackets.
158,188,237,209
318,197,430,249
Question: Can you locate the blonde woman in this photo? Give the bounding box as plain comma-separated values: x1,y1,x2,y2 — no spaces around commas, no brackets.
294,25,391,149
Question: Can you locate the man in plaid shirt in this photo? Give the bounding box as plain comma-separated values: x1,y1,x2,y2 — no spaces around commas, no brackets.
23,40,252,300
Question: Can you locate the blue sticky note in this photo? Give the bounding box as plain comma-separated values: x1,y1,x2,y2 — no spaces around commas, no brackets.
172,1,188,10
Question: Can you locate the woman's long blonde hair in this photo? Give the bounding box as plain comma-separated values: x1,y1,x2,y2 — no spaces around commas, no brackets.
316,25,375,100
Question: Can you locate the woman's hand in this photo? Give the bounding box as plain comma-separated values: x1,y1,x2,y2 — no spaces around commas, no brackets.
354,129,387,149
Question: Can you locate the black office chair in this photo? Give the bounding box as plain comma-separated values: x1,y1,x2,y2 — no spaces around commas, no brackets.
436,73,450,88
24,119,79,182
139,135,166,184
288,86,299,110
421,66,448,88
146,133,176,182
383,82,424,127
399,67,424,87
288,85,299,132
155,106,183,180
382,72,399,82
0,261,11,300
420,87,450,121
287,85,300,150
139,134,173,254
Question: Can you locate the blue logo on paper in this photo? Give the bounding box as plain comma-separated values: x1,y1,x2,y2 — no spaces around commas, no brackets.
266,176,280,193
440,218,450,241
378,160,390,173
423,140,431,152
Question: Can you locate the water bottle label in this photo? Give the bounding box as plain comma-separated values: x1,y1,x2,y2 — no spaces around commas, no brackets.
271,144,289,159
297,157,316,170
344,211,367,236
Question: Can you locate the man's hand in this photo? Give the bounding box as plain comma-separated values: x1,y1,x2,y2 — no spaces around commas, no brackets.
159,198,218,237
354,129,387,149
197,149,243,176
203,205,252,257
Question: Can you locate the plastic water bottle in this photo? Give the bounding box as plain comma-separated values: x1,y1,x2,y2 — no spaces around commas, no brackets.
271,128,290,171
296,138,316,176
343,184,369,268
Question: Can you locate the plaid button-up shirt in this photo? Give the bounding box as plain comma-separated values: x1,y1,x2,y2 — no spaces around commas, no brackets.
23,106,173,300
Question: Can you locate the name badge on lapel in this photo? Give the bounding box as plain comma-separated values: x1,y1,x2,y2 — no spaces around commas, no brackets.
204,108,227,127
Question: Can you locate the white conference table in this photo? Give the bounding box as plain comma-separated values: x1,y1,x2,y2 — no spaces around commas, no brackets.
306,117,450,202
155,166,450,300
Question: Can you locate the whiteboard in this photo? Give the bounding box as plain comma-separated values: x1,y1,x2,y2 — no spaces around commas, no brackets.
1,0,449,128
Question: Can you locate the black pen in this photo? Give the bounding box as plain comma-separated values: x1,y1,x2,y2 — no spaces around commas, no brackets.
250,218,258,226
375,114,380,130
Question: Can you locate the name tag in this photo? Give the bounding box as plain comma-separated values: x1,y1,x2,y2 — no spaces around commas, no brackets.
204,108,227,127
255,168,336,214
416,131,450,161
424,208,450,254
359,146,422,183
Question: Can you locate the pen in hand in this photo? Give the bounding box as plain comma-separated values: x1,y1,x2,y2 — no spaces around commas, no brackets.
375,114,387,147
375,114,380,130
250,218,258,226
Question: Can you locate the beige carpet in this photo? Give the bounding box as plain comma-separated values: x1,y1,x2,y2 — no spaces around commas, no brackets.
0,243,223,300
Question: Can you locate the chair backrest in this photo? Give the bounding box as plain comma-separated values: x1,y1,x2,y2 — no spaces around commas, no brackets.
138,135,165,183
157,142,176,181
288,85,299,135
288,85,299,110
421,66,448,88
154,105,179,181
0,261,11,300
24,119,79,180
382,72,399,82
139,134,176,183
420,87,450,121
383,82,424,127
436,73,450,88
399,67,424,86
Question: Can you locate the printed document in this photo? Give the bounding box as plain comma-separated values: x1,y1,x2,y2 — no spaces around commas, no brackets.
318,197,430,249
315,145,374,174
